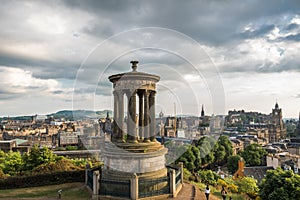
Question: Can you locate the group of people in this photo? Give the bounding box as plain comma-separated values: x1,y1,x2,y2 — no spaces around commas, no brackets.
204,185,228,200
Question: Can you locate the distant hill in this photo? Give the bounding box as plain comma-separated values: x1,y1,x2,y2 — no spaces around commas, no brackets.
48,110,113,120
0,110,113,121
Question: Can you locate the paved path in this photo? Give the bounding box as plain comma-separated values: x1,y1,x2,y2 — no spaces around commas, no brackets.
172,182,220,200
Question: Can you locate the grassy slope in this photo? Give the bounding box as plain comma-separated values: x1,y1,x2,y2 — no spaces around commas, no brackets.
0,182,91,200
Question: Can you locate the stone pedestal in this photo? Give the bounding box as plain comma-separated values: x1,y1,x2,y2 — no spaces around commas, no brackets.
102,141,167,174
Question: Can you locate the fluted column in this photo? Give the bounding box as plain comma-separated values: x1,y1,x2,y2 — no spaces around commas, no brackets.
118,90,124,142
113,90,119,142
143,90,150,142
138,90,144,141
127,89,138,143
149,91,156,142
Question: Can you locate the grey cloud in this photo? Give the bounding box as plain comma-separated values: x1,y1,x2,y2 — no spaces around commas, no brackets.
286,23,299,31
283,33,300,41
239,24,276,39
61,0,300,46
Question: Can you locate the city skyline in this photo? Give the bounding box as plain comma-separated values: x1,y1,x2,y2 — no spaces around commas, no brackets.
0,1,300,118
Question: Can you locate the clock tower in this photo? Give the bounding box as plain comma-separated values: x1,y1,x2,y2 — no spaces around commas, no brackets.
269,101,286,142
272,102,283,127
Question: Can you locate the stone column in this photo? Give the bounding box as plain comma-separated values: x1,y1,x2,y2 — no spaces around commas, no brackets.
127,89,138,143
131,173,138,200
113,90,119,142
143,90,150,142
179,162,184,184
170,169,176,197
149,91,156,142
138,90,144,141
93,171,100,195
118,90,124,142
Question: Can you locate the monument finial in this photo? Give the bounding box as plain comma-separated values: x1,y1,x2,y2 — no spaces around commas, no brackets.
130,60,139,71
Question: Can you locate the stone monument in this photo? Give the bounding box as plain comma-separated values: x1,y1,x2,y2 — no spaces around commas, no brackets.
100,61,169,198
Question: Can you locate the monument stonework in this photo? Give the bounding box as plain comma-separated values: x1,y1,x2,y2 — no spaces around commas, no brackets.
101,61,168,190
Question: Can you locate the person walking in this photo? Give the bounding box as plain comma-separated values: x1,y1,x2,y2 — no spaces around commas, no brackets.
205,185,210,200
221,186,227,200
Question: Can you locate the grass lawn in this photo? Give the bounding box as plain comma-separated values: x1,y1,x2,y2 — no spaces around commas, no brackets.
0,182,91,200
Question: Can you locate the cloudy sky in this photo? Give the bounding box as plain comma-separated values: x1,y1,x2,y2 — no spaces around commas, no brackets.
0,0,300,118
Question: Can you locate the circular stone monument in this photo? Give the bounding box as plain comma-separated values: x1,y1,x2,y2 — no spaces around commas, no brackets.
101,61,168,180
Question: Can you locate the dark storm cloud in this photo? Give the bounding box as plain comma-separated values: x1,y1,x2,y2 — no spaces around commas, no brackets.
61,0,300,46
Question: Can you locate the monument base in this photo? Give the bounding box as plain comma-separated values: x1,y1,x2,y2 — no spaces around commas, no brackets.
102,141,168,174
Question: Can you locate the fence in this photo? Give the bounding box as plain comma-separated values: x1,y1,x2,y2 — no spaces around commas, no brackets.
138,176,170,198
100,179,131,198
87,162,184,199
175,169,182,190
86,167,101,191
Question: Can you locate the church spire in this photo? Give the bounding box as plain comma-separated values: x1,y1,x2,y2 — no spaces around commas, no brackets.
201,104,205,117
275,100,279,109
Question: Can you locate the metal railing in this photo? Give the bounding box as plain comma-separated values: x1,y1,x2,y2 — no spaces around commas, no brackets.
138,176,170,198
100,179,131,198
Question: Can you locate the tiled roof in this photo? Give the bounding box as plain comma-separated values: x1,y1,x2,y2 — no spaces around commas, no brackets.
244,166,274,182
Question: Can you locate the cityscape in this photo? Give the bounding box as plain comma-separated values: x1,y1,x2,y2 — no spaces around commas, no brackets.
1,1,300,200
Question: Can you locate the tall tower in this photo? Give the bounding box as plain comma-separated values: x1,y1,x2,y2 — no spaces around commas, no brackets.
269,101,286,142
295,111,300,138
201,104,205,117
272,101,283,128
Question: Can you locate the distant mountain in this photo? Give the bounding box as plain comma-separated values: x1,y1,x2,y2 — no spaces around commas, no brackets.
0,110,113,121
49,110,113,120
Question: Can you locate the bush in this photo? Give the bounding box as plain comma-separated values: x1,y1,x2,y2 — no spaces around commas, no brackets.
66,146,78,151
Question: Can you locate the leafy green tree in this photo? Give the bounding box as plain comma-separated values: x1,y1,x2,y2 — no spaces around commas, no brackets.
237,177,259,199
23,146,56,170
198,169,219,186
218,135,233,161
178,146,197,172
260,168,300,200
197,137,216,165
227,155,242,174
213,142,226,164
2,151,23,175
239,143,267,166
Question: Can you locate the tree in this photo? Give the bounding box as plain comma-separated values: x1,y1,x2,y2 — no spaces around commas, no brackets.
259,168,300,200
197,136,216,165
2,151,23,175
178,146,197,172
198,170,219,186
213,143,226,164
227,155,242,174
218,135,233,161
237,177,259,199
23,146,56,170
239,143,267,166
